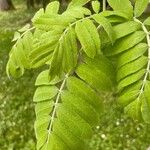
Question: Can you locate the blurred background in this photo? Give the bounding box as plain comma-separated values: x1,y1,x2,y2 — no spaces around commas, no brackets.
0,0,150,149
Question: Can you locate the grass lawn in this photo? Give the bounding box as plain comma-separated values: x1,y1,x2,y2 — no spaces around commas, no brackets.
0,2,36,149
0,1,150,150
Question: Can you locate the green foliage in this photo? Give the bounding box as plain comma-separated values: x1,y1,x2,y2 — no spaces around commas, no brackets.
34,53,114,149
0,32,34,150
144,16,150,25
92,1,101,14
75,19,100,58
6,0,150,149
0,5,36,149
134,0,149,17
107,0,133,18
6,31,33,78
68,0,90,7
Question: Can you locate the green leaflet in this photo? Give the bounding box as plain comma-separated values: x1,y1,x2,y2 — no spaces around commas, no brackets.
117,56,147,81
63,6,91,19
35,101,54,119
104,31,146,56
66,77,103,114
52,107,90,150
18,24,30,32
100,11,129,22
107,0,133,19
49,43,64,80
144,17,150,26
100,21,141,48
6,31,33,78
12,32,21,42
31,19,78,69
92,1,100,14
118,89,140,107
134,0,149,17
68,0,90,8
6,51,25,78
30,31,61,68
33,14,74,31
83,55,116,83
93,14,116,43
33,86,58,102
113,21,141,39
33,1,91,31
35,70,62,86
118,81,142,106
76,63,113,91
34,2,59,26
62,27,78,73
142,81,150,123
101,11,129,19
76,55,114,92
45,1,60,14
123,83,143,122
61,91,100,127
49,27,78,80
75,18,101,58
118,69,145,90
124,98,142,121
117,43,148,68
32,2,60,30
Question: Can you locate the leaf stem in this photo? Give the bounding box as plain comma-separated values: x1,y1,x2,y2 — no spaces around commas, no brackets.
59,16,92,42
20,27,35,38
13,27,35,47
134,17,150,99
97,0,107,30
46,74,69,143
103,0,106,11
59,2,107,43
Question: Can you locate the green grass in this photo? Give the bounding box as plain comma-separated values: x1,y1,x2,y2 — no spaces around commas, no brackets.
0,2,36,149
0,9,35,31
89,101,150,150
0,1,150,150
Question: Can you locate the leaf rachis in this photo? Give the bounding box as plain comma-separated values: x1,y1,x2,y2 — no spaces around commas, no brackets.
46,73,69,144
134,17,150,99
